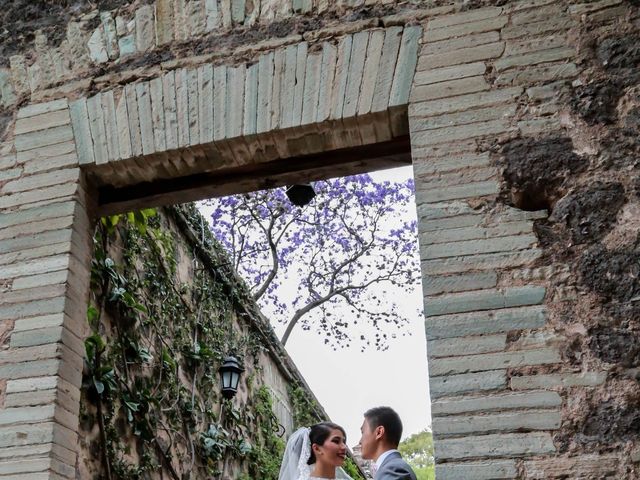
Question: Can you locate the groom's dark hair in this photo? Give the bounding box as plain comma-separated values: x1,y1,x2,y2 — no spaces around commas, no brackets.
307,421,346,465
364,406,403,446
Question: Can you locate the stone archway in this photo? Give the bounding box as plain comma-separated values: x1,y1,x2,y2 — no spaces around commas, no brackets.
2,1,639,478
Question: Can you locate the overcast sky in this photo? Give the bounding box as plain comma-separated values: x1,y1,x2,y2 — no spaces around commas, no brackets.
198,165,430,446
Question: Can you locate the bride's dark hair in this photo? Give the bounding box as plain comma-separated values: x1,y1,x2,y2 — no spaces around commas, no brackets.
307,421,346,465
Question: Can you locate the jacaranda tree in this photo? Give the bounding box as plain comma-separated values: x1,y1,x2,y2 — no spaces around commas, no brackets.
202,173,420,350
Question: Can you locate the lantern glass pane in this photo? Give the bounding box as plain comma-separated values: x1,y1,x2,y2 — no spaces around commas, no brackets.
222,370,232,388
231,371,240,389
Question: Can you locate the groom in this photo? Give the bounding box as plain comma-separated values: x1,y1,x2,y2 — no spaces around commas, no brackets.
359,406,417,480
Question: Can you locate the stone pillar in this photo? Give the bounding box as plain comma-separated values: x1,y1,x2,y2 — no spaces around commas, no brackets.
410,4,569,479
0,100,94,479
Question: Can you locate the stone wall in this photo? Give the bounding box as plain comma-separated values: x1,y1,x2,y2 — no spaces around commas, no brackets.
76,204,322,478
0,0,639,478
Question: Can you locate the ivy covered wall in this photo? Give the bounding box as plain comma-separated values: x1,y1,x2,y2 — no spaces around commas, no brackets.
79,204,328,479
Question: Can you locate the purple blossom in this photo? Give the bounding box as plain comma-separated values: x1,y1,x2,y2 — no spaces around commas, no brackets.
201,173,421,350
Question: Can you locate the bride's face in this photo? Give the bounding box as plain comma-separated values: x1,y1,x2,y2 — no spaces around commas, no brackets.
313,428,347,468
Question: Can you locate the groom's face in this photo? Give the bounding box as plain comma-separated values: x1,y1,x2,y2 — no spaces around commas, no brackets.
359,418,376,460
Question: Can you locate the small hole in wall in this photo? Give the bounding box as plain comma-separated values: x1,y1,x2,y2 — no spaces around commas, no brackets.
508,189,554,213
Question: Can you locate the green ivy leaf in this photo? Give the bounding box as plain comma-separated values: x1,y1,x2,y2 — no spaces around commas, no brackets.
93,379,105,395
86,305,99,327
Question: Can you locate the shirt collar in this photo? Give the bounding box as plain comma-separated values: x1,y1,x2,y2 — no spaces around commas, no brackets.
375,449,398,469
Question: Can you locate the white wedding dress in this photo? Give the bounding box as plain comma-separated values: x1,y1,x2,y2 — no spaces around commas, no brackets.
279,427,353,480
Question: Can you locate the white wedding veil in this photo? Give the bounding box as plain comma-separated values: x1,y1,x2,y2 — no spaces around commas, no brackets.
278,427,353,480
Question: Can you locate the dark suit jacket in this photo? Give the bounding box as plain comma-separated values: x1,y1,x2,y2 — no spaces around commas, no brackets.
374,451,417,480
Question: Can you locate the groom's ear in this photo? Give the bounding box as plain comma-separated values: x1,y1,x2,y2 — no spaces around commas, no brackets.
374,425,385,441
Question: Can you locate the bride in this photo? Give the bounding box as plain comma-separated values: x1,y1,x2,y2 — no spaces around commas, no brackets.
278,421,353,480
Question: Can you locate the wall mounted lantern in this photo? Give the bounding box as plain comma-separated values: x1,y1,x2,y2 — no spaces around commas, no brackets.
285,184,316,207
218,356,244,399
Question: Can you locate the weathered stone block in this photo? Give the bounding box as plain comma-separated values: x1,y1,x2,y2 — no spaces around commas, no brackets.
432,390,562,416
389,25,422,107
428,333,505,358
413,153,492,176
5,389,56,408
426,15,508,43
418,42,505,70
6,377,58,394
496,47,575,72
15,110,70,136
135,5,155,52
433,409,561,436
415,180,499,203
0,255,70,282
343,31,369,118
14,126,74,153
430,370,507,398
18,100,68,120
422,249,543,275
0,360,60,381
435,432,556,460
414,62,486,86
1,168,80,196
372,26,403,113
429,6,504,30
416,166,497,190
330,35,352,120
497,62,579,86
124,84,144,156
411,103,516,133
136,82,155,155
409,87,523,117
411,75,490,103
524,454,619,479
421,220,533,245
423,31,500,56
357,29,385,116
424,271,498,296
430,346,560,376
422,233,537,260
436,460,517,480
425,286,546,317
510,371,607,390
502,17,573,40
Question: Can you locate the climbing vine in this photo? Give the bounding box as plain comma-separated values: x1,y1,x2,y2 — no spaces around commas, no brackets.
80,204,288,479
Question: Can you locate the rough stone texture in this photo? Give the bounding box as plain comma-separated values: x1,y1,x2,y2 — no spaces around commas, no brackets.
1,1,639,478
